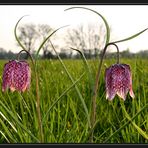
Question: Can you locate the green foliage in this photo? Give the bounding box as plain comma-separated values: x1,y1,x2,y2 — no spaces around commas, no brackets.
0,59,148,143
1,6,148,144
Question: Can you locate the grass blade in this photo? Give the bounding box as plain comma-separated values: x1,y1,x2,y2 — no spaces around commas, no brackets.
113,28,148,43
104,102,148,143
14,15,29,51
64,6,110,46
35,25,69,58
120,101,148,140
0,100,40,142
49,40,90,127
42,72,85,125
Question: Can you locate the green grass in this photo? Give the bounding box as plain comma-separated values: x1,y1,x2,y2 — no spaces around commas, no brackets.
0,58,148,143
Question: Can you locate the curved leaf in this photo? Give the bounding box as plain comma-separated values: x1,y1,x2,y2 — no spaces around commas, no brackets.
113,28,148,44
64,7,110,46
49,40,91,128
14,15,29,51
70,47,94,95
35,25,69,58
104,102,148,143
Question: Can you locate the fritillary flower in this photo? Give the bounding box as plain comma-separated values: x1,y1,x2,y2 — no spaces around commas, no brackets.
105,63,135,101
2,60,31,92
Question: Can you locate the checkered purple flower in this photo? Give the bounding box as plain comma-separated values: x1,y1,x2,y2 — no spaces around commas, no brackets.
105,64,135,101
2,60,31,92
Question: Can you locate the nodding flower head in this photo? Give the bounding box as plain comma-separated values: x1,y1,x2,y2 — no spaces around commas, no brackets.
105,63,135,101
2,60,31,92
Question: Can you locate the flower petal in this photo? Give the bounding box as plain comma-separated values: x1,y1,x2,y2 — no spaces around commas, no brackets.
122,64,135,99
105,67,116,100
2,60,16,92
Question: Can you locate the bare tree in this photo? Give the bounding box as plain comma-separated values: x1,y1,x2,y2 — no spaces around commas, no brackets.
65,23,108,58
17,23,54,59
17,24,38,56
37,24,54,58
66,24,86,52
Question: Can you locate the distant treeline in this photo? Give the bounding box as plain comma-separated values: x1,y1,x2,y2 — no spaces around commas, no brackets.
0,47,148,60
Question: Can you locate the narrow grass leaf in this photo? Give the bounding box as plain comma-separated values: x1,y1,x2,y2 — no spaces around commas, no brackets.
0,118,17,143
0,130,10,143
49,40,90,127
35,25,69,58
70,47,94,95
104,102,148,143
64,7,110,45
14,15,29,51
42,72,85,125
0,100,40,142
120,101,148,140
113,28,148,44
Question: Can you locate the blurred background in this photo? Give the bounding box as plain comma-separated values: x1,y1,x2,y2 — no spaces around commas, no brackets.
0,5,148,59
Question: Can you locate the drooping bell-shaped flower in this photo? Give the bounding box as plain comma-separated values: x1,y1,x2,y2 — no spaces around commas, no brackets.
105,63,135,101
2,60,31,92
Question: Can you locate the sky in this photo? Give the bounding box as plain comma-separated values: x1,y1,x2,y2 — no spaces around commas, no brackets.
1,5,148,53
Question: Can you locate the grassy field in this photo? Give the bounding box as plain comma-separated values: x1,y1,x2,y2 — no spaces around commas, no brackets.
0,58,148,143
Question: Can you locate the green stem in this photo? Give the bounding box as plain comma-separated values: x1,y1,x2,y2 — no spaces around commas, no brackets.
17,49,35,65
16,49,44,142
35,66,44,142
89,42,120,143
14,16,69,143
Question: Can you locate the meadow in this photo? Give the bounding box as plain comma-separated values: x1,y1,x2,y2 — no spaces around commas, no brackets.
1,6,148,144
0,58,148,143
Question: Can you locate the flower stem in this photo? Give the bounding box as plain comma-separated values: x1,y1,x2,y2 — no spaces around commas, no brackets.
15,16,44,142
35,66,44,142
17,49,44,142
89,42,120,143
17,49,35,65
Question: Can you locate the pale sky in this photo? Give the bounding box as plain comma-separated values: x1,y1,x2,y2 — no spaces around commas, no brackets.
1,5,148,53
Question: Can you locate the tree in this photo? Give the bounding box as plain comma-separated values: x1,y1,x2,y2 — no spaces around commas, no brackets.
16,23,54,59
17,24,38,58
37,24,54,58
64,23,107,59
